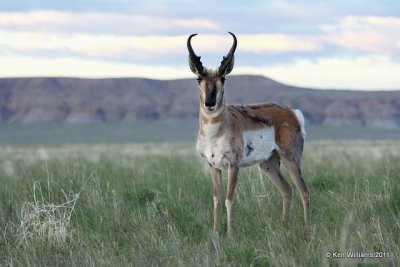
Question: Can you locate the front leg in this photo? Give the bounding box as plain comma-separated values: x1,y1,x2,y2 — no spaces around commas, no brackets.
226,165,239,238
209,165,222,232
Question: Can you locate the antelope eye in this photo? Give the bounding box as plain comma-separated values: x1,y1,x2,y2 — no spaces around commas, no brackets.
196,78,202,84
221,77,226,84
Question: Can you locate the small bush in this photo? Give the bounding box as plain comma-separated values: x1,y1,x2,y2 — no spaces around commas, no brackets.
16,182,79,247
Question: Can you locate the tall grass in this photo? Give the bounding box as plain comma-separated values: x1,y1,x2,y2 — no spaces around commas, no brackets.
0,141,399,266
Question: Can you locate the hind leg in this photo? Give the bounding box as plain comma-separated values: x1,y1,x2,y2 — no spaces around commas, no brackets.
281,156,310,229
226,166,239,238
259,151,292,226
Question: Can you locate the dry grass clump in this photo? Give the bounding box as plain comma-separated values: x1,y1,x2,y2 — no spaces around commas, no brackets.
16,181,79,247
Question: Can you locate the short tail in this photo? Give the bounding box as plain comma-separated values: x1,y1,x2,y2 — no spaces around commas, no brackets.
293,109,307,140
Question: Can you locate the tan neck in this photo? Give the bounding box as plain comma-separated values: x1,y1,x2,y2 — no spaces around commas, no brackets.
199,102,229,137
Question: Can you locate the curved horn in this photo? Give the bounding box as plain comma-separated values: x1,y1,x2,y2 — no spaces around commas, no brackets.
187,33,205,76
218,32,237,76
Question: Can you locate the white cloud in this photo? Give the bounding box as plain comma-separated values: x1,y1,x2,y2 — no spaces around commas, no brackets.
239,34,321,53
0,30,188,59
236,55,400,90
0,54,191,79
0,10,219,35
0,30,321,62
321,16,400,55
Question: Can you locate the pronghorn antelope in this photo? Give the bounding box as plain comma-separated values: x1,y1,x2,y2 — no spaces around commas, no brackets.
187,32,310,237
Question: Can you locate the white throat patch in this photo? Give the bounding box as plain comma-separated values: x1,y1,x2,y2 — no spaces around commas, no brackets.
202,122,222,137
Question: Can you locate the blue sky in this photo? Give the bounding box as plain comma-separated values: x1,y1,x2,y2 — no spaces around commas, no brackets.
1,0,400,89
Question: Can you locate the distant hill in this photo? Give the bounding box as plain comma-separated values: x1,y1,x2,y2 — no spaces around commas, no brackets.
1,75,399,127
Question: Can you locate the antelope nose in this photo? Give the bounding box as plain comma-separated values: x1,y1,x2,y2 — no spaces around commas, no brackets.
205,100,216,108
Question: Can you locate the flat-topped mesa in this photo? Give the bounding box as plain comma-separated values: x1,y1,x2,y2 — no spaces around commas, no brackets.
188,32,310,238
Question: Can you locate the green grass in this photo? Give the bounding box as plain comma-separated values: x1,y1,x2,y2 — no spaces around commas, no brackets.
1,121,400,145
0,141,399,266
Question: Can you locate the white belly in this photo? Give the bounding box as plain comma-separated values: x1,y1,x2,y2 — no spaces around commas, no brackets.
239,127,276,167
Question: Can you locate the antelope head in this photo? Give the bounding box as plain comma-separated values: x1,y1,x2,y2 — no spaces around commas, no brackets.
187,32,237,112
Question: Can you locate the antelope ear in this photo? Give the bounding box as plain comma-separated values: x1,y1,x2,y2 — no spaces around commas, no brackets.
218,32,237,77
189,56,204,77
219,56,234,77
187,34,205,77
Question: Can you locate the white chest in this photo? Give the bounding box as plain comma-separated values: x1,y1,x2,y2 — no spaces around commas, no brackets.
239,127,276,167
196,125,236,170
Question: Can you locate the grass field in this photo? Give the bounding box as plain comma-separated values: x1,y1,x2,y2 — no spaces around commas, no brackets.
1,122,400,145
0,140,399,266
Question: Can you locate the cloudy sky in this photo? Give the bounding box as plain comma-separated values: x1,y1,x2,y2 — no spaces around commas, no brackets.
1,0,400,90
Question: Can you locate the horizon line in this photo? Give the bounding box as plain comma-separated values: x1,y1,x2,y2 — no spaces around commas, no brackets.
0,74,399,92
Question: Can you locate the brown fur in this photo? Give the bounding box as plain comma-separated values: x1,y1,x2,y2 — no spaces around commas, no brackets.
227,103,303,155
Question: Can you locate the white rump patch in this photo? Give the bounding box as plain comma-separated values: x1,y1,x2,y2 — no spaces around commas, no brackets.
239,127,276,167
293,109,307,139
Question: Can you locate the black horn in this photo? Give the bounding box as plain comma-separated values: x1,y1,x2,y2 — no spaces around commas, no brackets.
218,32,237,77
187,33,205,76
